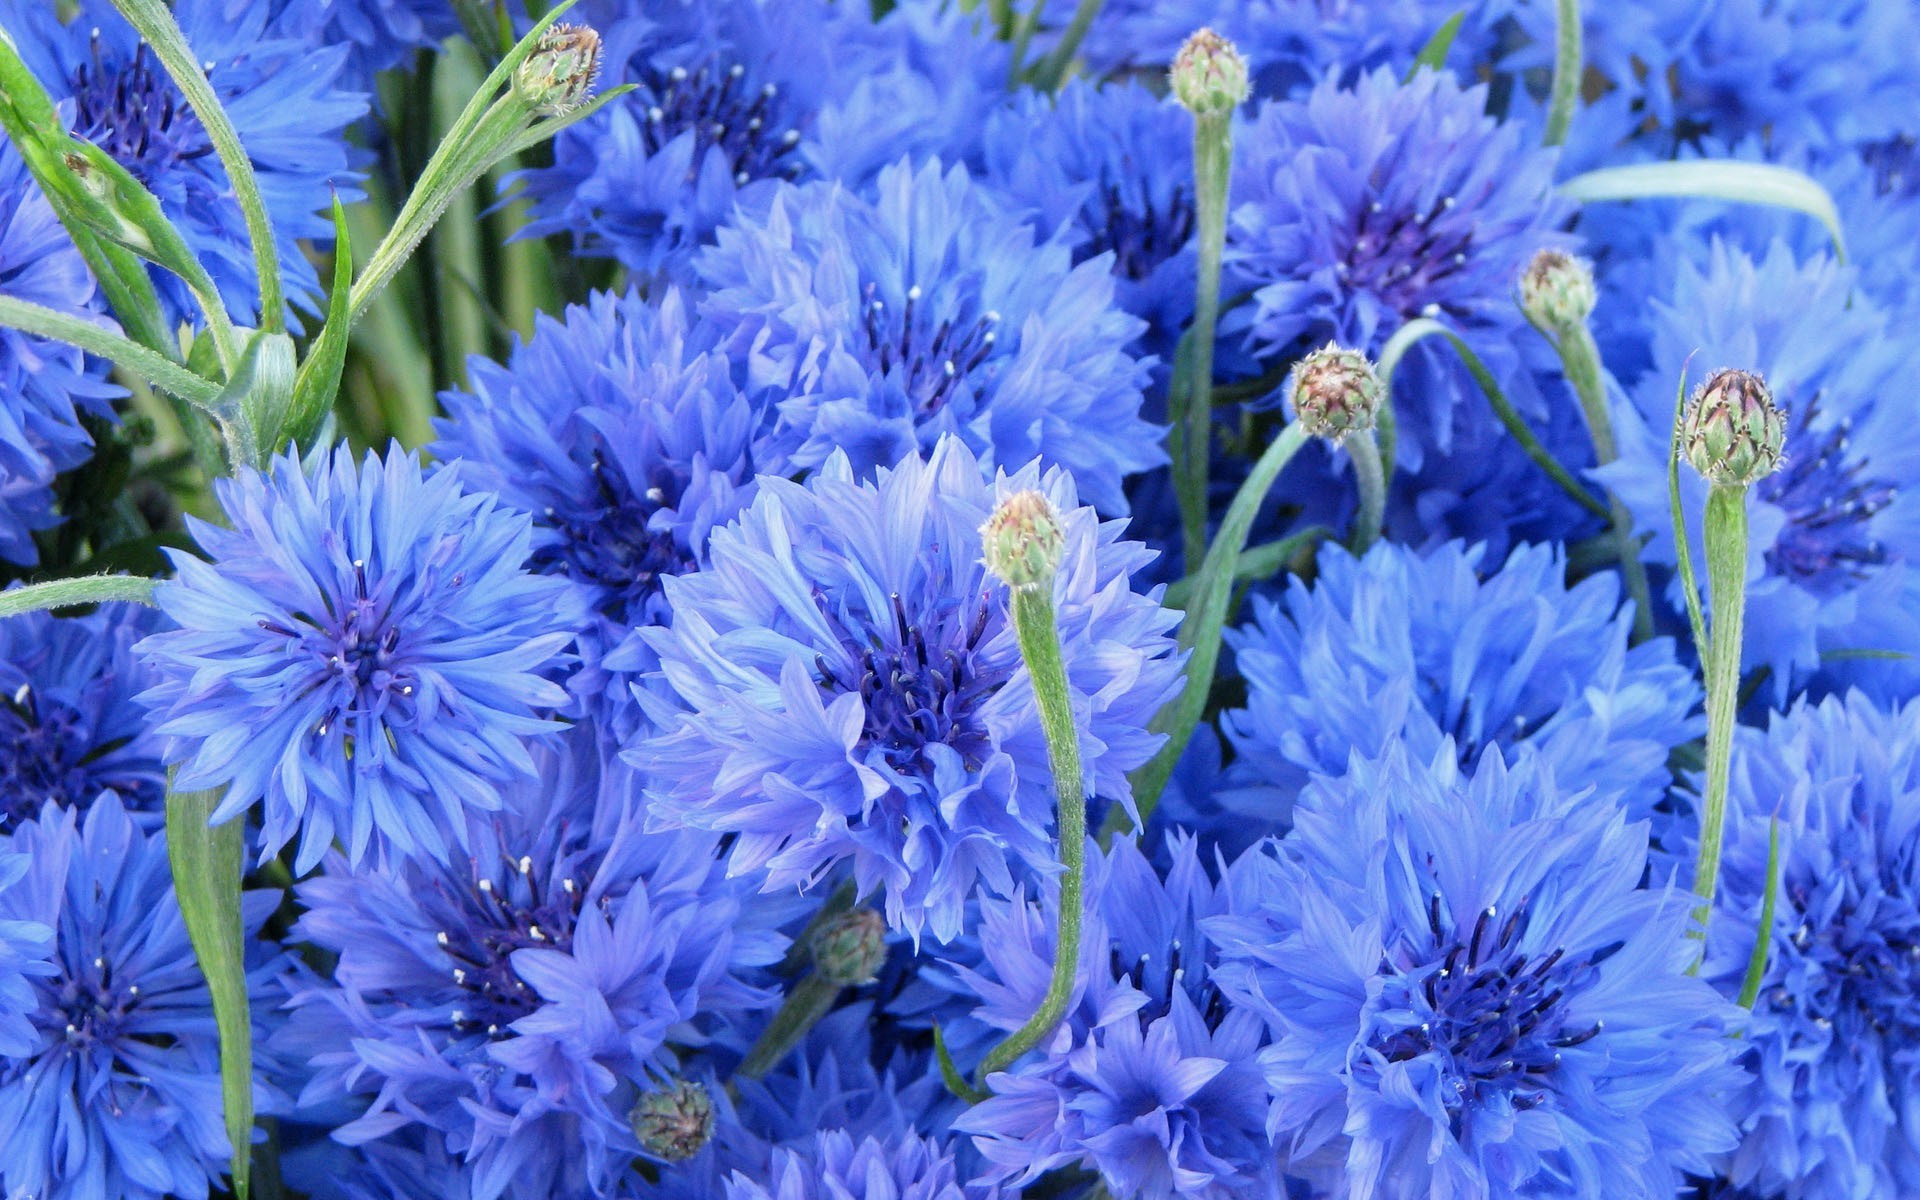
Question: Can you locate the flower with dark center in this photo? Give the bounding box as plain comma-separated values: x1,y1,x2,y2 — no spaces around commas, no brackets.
277,731,782,1199
1210,744,1744,1199
136,446,574,874
1685,691,1920,1200
433,288,765,738
0,796,290,1200
1596,241,1920,701
0,604,164,828
698,158,1162,515
0,0,365,324
631,437,1181,943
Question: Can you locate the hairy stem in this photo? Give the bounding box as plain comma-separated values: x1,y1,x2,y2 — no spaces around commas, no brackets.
1558,323,1654,640
1690,485,1750,941
1346,430,1386,553
1176,108,1233,574
1544,0,1582,147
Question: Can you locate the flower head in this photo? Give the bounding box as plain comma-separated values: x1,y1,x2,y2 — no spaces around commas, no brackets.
514,24,602,117
137,445,573,873
696,157,1164,514
0,0,366,324
0,796,289,1200
0,603,164,828
1287,342,1382,443
1519,248,1599,337
1683,368,1786,488
979,489,1065,594
631,437,1182,942
0,853,50,1061
632,1079,718,1162
1688,691,1920,1199
1170,28,1249,116
1216,540,1700,841
1210,744,1745,1199
432,289,765,737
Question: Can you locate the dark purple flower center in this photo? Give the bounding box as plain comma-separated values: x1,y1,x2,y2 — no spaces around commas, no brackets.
1770,861,1920,1037
1341,194,1472,321
70,37,213,186
433,852,592,1040
816,590,1012,777
0,684,142,824
535,444,694,620
1756,402,1895,594
259,559,420,746
1370,898,1606,1120
36,951,160,1062
1088,180,1194,282
858,282,1001,419
639,57,803,188
1113,937,1230,1031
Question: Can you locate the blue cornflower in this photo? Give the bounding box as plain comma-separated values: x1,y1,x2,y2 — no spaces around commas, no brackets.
953,835,1279,1200
136,445,574,874
1225,67,1570,469
1214,540,1700,840
723,1128,992,1200
271,0,459,90
980,78,1195,357
630,437,1183,943
0,0,365,324
0,142,119,567
1210,744,1745,1199
1685,691,1920,1199
277,730,784,1200
0,853,50,1062
433,288,766,739
1594,240,1920,702
697,158,1163,514
0,796,289,1200
0,603,164,828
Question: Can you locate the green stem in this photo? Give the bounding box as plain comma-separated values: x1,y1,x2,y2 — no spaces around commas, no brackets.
0,573,156,618
112,0,283,329
1346,430,1385,553
1030,0,1105,90
734,971,841,1080
1557,323,1654,641
1112,423,1312,837
1176,109,1233,574
977,585,1085,1084
1690,485,1749,941
1543,0,1582,147
1160,526,1328,610
0,296,219,407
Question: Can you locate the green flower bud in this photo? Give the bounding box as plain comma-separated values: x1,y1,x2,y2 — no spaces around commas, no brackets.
1684,368,1787,488
514,24,601,117
810,906,888,987
630,1079,714,1162
1289,342,1383,443
1170,28,1249,117
980,490,1065,593
1518,248,1597,336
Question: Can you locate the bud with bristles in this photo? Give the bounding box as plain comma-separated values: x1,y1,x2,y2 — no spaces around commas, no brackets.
980,490,1065,593
811,907,888,987
514,24,601,117
1684,368,1786,488
1171,29,1249,116
1289,343,1383,443
630,1079,714,1162
1518,248,1597,336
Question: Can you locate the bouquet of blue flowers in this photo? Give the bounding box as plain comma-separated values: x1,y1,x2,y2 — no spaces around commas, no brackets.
2,1,1917,1197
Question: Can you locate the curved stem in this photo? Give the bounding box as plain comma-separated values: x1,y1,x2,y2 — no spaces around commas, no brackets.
1544,0,1582,147
977,586,1085,1085
1689,485,1749,944
1346,430,1385,553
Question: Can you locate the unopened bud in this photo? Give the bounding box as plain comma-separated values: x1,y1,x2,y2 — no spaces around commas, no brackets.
1518,248,1596,335
630,1079,714,1162
1683,368,1786,488
1171,29,1249,116
1288,343,1382,443
980,490,1065,593
514,24,601,117
810,907,888,987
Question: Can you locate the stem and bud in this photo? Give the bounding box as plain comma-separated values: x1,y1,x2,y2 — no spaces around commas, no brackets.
975,491,1085,1087
513,25,602,116
630,1079,715,1162
735,904,889,1080
1289,343,1386,552
1169,29,1249,575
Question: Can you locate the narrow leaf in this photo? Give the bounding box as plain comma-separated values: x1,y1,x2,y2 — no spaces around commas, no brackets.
1736,818,1780,1010
1560,161,1848,263
165,780,254,1200
1668,363,1707,660
1407,10,1467,80
283,198,356,453
0,294,220,406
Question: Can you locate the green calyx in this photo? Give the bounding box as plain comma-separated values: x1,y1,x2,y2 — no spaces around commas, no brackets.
1290,343,1383,443
1684,368,1787,488
980,489,1066,593
1170,28,1249,116
513,24,603,116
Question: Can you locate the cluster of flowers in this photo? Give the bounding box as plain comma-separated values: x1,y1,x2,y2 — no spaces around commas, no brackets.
1,0,1919,1198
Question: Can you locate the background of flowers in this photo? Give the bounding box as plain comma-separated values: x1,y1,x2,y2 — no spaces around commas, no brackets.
0,0,1916,1198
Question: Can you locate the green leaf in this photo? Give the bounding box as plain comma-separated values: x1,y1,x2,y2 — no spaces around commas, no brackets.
1406,10,1467,80
209,330,297,471
1667,363,1707,660
283,199,356,453
1560,161,1848,263
933,1024,986,1104
0,573,156,618
0,295,220,407
1736,818,1780,1010
165,779,254,1200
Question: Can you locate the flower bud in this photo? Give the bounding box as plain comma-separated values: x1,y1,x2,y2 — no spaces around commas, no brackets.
630,1079,714,1162
1288,343,1383,443
1518,248,1596,335
1683,368,1786,488
810,906,888,987
514,24,601,117
980,490,1065,593
1171,29,1249,117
